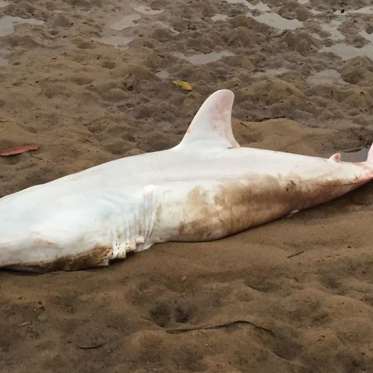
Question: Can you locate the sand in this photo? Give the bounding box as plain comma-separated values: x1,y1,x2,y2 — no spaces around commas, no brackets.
1,0,373,372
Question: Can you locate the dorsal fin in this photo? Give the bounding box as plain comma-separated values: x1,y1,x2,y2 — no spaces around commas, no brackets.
177,89,240,150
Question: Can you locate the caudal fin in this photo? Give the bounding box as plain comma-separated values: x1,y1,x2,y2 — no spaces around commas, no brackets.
367,144,373,163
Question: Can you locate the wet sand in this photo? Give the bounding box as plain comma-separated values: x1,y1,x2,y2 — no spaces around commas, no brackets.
1,0,373,372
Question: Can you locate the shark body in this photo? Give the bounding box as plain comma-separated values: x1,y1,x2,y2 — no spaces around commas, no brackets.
0,90,372,271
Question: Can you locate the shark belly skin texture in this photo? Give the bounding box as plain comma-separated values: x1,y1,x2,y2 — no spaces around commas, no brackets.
0,90,372,271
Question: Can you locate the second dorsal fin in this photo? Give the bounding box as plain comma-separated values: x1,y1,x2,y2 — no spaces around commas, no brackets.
177,89,240,150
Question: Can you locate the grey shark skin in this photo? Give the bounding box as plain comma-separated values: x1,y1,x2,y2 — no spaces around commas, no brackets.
0,89,372,271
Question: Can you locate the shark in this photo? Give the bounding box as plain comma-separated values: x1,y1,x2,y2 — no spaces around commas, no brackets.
0,89,372,271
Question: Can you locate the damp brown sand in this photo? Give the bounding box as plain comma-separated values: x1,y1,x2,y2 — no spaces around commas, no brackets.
1,0,373,372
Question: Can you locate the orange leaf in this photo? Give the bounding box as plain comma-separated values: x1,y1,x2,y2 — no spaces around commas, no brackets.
0,144,40,157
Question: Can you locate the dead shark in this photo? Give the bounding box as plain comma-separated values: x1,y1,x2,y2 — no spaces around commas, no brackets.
0,89,372,271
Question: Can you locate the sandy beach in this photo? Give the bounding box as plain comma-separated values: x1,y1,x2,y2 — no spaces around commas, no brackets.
1,0,373,372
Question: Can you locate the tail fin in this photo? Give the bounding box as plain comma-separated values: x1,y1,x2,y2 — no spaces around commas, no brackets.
367,143,373,163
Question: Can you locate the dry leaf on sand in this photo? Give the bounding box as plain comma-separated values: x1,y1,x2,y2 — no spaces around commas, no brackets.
0,145,40,157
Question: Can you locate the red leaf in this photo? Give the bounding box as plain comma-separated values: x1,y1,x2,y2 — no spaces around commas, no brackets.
0,144,40,157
